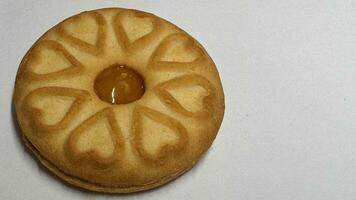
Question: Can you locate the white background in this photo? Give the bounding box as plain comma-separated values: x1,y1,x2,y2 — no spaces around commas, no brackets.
1,0,356,199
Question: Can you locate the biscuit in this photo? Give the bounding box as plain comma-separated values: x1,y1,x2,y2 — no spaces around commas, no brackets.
14,8,225,193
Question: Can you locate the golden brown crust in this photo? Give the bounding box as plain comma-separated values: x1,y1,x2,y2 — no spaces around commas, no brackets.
113,10,163,52
20,40,85,80
23,87,90,133
23,135,192,193
14,7,225,193
132,106,189,165
154,75,216,117
65,107,125,168
148,33,207,71
57,11,107,56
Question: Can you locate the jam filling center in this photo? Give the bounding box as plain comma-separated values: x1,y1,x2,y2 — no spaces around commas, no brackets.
94,65,145,104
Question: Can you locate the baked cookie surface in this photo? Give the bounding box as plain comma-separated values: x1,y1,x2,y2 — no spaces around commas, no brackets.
14,8,224,193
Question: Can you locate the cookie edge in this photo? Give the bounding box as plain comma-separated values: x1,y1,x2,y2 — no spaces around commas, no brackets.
22,134,194,193
14,7,226,193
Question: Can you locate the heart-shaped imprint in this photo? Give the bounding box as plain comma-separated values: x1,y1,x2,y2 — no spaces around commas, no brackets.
132,106,188,164
155,75,215,117
58,11,106,55
113,10,162,51
23,40,84,80
66,108,124,167
148,33,205,71
23,87,90,133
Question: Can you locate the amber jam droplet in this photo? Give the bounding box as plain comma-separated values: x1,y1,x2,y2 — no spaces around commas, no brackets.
94,65,145,104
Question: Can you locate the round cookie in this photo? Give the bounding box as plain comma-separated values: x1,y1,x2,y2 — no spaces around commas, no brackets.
14,8,225,193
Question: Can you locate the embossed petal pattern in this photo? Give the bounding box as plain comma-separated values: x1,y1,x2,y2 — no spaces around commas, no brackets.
14,8,224,193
